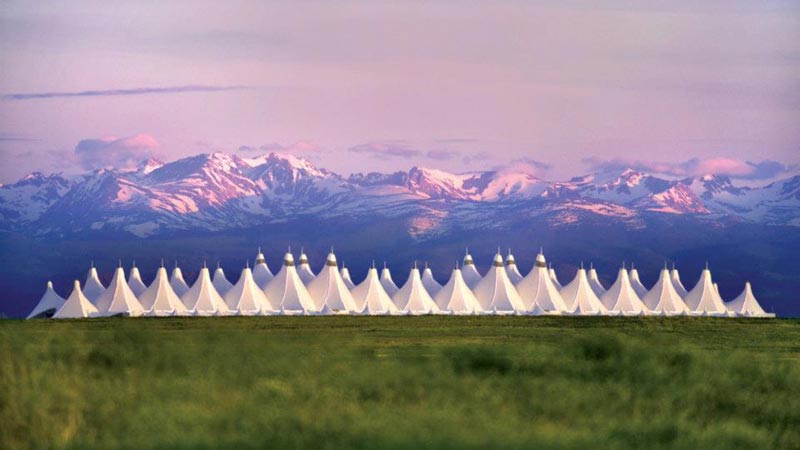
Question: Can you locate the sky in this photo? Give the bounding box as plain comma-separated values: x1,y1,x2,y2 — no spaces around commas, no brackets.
1,0,799,183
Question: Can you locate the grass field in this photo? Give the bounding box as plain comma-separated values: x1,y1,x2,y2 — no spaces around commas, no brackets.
1,317,799,450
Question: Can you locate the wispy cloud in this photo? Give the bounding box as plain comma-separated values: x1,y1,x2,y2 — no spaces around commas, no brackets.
2,85,249,101
0,132,37,142
75,134,160,170
584,156,798,180
349,142,421,159
238,141,321,155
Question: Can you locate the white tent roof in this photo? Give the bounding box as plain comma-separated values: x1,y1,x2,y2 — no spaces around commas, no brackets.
307,251,358,314
140,266,190,316
461,250,483,289
629,266,649,298
505,251,524,284
212,264,234,296
340,264,356,290
587,265,607,297
297,251,316,285
421,265,443,297
515,252,568,313
684,267,728,316
182,266,233,316
434,268,482,315
225,266,276,315
600,267,648,315
352,266,400,315
252,248,274,289
670,267,688,298
53,280,99,319
393,267,440,315
379,264,400,296
128,264,148,297
642,268,690,315
548,266,563,290
473,253,526,314
170,264,191,297
560,268,608,315
264,252,316,315
725,282,774,317
83,263,106,302
27,281,66,319
95,266,146,316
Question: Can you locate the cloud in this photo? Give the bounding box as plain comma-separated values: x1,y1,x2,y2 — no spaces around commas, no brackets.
238,140,321,155
495,157,552,178
584,156,796,180
74,134,160,170
348,142,421,159
426,149,459,161
0,132,37,142
2,85,249,101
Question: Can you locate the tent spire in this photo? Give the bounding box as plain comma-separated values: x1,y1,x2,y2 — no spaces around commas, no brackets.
132,259,136,267
372,260,376,269
160,258,164,268
590,262,594,270
705,261,709,270
580,261,584,269
118,259,122,268
246,260,250,269
91,260,94,268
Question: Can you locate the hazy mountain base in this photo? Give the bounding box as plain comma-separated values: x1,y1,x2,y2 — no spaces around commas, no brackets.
1,316,798,450
1,214,798,318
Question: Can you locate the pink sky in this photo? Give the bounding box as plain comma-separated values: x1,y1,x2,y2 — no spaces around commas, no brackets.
1,1,798,182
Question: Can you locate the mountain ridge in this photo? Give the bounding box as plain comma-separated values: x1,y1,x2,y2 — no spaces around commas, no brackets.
1,152,798,238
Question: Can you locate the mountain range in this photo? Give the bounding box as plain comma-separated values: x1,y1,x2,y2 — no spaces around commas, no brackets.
1,152,799,318
2,152,798,238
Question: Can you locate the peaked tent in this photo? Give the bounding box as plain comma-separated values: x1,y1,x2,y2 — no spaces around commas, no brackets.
225,266,276,315
725,282,775,318
307,251,358,314
182,266,233,316
252,248,275,289
212,264,234,296
297,251,316,285
421,264,443,297
684,267,728,316
83,263,106,303
380,264,401,297
642,268,690,315
473,253,526,315
629,266,649,298
53,280,99,319
170,264,191,297
264,252,316,315
393,267,441,315
549,265,563,290
560,268,608,315
139,266,190,316
435,268,482,315
352,266,400,315
461,250,483,289
128,264,148,297
670,267,689,298
515,252,567,314
27,281,66,319
95,266,146,317
505,251,524,284
587,264,607,297
340,263,356,290
600,267,648,315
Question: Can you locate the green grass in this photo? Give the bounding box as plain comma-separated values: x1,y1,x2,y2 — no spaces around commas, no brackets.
1,317,799,450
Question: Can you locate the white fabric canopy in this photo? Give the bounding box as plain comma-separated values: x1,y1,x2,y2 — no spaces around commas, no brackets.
515,252,567,314
600,267,648,315
725,282,774,317
264,252,316,315
225,266,276,315
560,268,608,315
182,266,233,316
393,267,440,315
684,268,728,316
307,252,358,314
435,268,482,315
27,281,66,319
473,253,525,314
95,267,146,316
140,267,190,316
53,280,99,319
461,251,483,289
352,267,401,315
